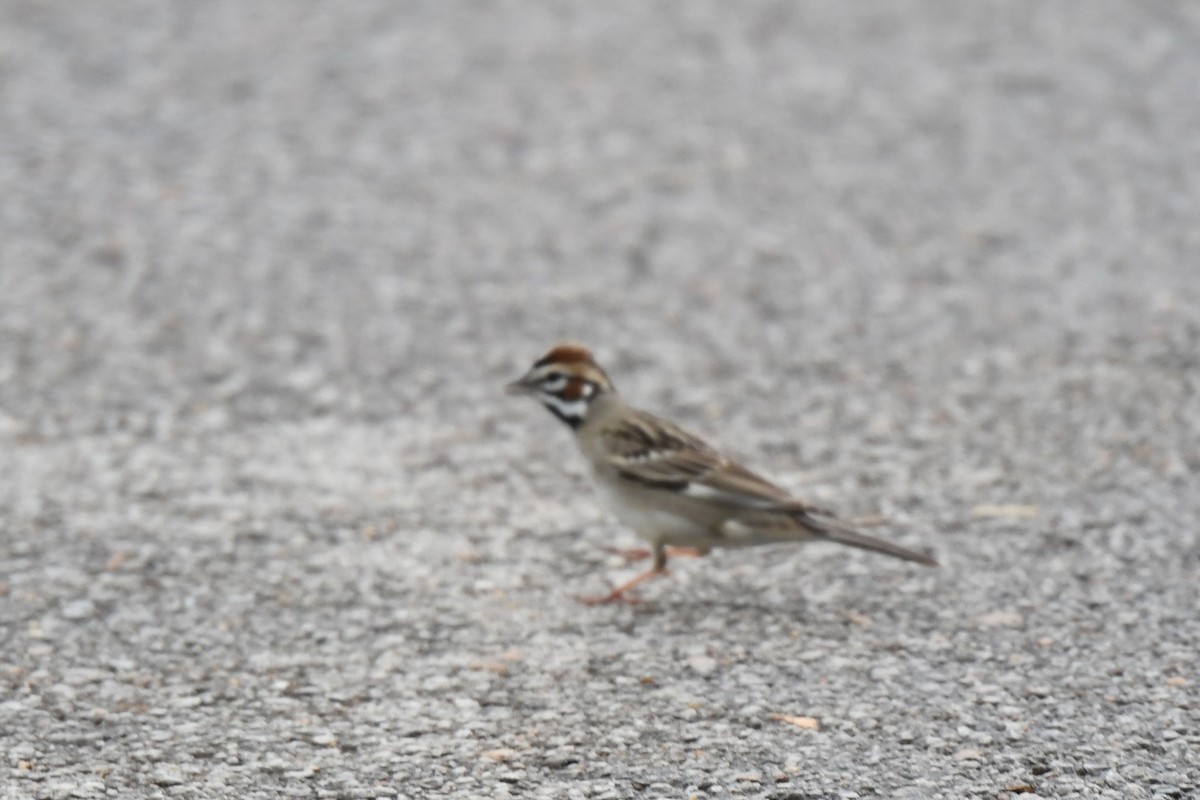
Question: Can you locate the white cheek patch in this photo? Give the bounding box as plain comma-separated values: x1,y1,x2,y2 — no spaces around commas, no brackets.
541,393,588,422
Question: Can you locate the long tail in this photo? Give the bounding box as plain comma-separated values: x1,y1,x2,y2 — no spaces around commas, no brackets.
802,513,938,567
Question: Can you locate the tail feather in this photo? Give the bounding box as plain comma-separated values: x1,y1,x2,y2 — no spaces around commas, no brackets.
803,513,938,567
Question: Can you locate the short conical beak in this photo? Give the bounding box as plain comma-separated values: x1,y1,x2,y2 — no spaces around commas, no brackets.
505,376,536,396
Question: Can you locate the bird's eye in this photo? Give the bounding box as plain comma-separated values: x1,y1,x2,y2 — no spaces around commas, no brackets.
540,372,569,392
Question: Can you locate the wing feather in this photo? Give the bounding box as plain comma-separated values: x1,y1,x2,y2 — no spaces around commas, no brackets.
597,409,935,565
602,411,807,511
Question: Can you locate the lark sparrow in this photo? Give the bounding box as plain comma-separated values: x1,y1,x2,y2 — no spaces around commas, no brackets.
507,343,937,604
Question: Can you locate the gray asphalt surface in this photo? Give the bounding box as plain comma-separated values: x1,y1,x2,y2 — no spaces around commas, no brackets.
2,2,1199,798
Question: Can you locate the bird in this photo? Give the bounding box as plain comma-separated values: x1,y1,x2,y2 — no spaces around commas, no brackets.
506,342,937,604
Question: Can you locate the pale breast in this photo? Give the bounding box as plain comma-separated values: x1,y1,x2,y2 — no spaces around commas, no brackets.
582,460,716,547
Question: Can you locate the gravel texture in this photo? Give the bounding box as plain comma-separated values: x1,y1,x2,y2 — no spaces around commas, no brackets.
2,2,1199,798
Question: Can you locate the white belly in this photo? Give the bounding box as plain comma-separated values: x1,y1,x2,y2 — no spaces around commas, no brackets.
584,464,713,546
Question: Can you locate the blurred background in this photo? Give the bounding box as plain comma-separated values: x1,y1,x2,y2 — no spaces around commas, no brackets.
1,2,1197,797
4,3,1197,437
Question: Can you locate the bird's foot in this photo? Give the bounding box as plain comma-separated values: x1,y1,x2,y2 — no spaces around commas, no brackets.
577,567,669,606
577,589,644,606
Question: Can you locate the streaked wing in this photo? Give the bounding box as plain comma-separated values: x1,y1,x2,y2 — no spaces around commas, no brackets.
601,410,801,510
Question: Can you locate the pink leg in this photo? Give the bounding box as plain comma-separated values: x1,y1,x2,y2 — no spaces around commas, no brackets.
607,545,710,563
578,565,670,606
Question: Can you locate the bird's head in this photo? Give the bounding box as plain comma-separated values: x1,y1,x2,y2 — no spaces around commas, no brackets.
506,342,615,428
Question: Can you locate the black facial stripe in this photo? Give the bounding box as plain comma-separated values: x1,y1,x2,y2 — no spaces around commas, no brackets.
546,407,582,428
541,393,587,429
